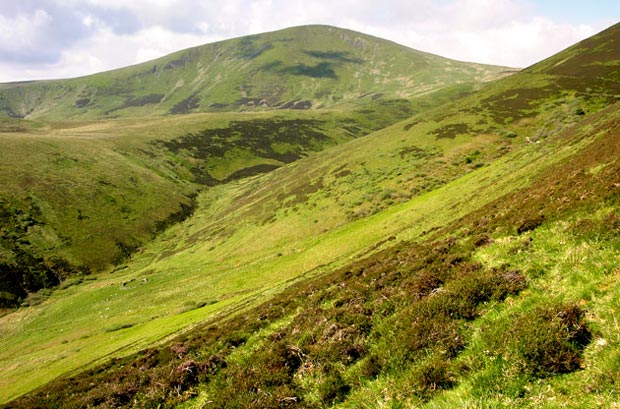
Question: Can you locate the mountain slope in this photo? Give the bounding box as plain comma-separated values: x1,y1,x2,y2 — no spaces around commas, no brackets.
0,25,512,120
0,22,518,291
0,25,514,309
5,79,620,409
0,108,402,307
1,23,619,406
154,21,620,256
0,78,482,309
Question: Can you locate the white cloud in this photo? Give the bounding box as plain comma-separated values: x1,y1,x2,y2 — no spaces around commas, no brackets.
441,0,529,30
65,26,219,74
0,23,219,82
82,15,95,27
0,9,53,52
405,16,599,67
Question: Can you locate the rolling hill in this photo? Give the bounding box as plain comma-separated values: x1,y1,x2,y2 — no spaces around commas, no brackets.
0,25,513,309
0,25,512,120
1,22,620,408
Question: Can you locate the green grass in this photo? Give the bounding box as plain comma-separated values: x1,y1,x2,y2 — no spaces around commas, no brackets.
0,82,487,277
0,96,613,403
421,207,620,408
8,17,607,308
2,21,620,408
0,99,439,307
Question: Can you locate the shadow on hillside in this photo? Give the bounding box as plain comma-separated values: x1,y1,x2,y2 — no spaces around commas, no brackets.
281,62,338,79
304,50,364,64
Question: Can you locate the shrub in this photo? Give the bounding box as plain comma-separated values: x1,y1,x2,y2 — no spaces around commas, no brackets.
360,354,382,378
318,367,351,405
484,303,591,378
386,309,464,368
409,356,456,400
406,270,443,300
500,129,518,138
427,268,526,320
516,215,545,234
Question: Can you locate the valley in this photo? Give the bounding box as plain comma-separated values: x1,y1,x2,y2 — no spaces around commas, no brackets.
0,22,619,408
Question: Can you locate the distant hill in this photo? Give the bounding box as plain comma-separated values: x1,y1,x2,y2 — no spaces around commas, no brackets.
0,25,512,120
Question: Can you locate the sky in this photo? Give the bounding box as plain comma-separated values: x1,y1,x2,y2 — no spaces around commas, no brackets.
0,0,618,83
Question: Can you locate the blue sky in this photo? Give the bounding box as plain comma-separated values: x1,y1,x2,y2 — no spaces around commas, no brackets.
531,0,618,25
0,0,617,82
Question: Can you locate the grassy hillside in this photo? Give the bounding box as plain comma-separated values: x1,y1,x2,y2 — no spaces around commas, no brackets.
0,25,513,309
0,25,512,120
1,23,619,407
0,112,344,266
0,77,482,309
4,90,619,409
0,107,393,306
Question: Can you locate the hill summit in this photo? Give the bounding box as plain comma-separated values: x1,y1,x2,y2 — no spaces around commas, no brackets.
0,25,512,120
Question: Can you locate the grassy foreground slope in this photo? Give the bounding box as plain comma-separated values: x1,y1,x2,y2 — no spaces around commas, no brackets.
5,84,620,409
0,25,512,120
1,23,619,406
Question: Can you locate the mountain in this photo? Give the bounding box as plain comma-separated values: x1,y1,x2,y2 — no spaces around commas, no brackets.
0,25,513,308
0,84,500,308
2,22,620,407
0,25,512,120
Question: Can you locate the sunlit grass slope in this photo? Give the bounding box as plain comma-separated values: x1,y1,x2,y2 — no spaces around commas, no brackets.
0,25,512,120
2,21,620,408
4,92,618,408
0,23,511,309
0,86,473,309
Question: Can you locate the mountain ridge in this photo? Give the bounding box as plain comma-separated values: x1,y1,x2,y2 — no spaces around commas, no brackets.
0,24,513,120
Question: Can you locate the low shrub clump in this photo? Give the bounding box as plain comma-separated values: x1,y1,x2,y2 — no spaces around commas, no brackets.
408,355,457,400
483,303,592,377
